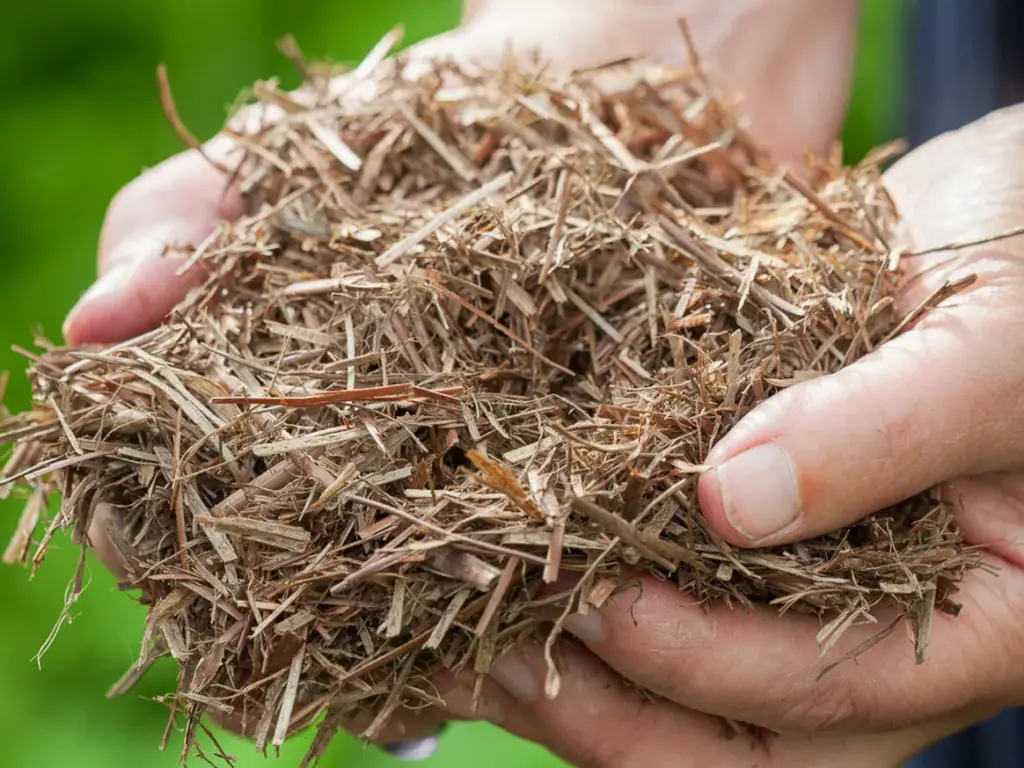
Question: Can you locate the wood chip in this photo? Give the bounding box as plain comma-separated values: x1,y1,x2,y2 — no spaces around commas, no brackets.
195,516,311,553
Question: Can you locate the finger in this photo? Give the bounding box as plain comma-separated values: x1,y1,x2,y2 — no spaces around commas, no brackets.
87,503,130,579
379,727,448,761
697,298,1024,547
410,0,857,164
558,573,1023,734
443,640,749,768
696,105,1024,548
63,137,245,346
884,103,1024,303
458,641,935,768
209,701,451,749
87,506,454,750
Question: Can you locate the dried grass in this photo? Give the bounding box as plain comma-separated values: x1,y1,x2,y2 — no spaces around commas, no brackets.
1,30,980,765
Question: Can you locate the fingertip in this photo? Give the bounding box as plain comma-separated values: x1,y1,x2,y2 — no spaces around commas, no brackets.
381,726,448,761
63,254,206,346
77,140,245,346
86,503,129,579
699,443,805,548
62,261,135,345
436,673,509,724
698,409,775,546
695,466,738,544
561,608,608,645
61,311,82,348
484,638,736,768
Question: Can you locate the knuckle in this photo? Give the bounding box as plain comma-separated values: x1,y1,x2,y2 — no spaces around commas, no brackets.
774,677,862,732
801,362,913,482
607,701,666,768
553,697,662,768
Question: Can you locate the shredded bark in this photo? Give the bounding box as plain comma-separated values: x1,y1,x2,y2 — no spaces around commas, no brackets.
0,31,979,765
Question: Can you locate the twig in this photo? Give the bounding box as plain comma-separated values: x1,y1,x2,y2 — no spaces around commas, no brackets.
905,225,1024,257
156,65,231,175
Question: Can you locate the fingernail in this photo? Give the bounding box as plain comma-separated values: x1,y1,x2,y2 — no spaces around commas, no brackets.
63,261,136,340
79,261,137,305
382,730,445,761
440,685,505,723
562,610,607,644
489,653,539,703
715,443,802,543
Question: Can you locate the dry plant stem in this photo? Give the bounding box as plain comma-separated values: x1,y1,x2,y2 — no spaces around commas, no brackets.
904,224,1024,257
157,64,232,176
0,33,978,766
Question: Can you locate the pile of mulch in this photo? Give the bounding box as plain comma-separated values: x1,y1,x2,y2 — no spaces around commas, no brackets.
0,30,978,766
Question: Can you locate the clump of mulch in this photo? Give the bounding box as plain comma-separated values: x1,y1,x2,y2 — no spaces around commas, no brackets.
0,29,980,766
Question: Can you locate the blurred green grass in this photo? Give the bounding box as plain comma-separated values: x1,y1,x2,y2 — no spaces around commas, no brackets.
0,2,903,766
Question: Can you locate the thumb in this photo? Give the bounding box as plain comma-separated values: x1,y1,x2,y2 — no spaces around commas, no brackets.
698,104,1024,547
63,136,244,346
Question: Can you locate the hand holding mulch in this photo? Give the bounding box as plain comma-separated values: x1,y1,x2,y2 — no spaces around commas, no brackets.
4,14,1024,768
446,101,1024,767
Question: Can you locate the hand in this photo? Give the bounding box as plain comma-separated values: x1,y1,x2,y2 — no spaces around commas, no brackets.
445,105,1024,767
67,0,859,752
63,0,857,347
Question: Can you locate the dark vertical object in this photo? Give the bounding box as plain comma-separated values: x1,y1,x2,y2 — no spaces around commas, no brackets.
907,0,1024,146
995,0,1024,107
907,0,999,145
903,0,1024,766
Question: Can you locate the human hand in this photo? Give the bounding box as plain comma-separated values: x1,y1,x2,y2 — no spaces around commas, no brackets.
443,105,1024,767
63,0,857,347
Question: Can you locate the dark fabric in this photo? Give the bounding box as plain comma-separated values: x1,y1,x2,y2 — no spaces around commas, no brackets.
906,0,999,146
907,711,1024,768
904,0,1023,766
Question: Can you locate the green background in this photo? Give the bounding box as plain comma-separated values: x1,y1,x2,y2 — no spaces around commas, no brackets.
0,2,904,766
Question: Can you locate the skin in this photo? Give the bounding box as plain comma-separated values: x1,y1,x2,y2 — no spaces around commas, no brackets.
69,1,1024,764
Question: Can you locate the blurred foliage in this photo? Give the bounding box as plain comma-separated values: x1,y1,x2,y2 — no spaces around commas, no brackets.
845,0,907,162
0,2,903,767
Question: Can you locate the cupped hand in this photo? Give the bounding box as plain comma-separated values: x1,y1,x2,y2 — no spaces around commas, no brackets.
63,0,856,347
449,105,1024,767
69,0,859,754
